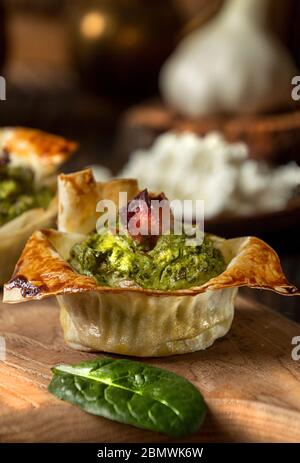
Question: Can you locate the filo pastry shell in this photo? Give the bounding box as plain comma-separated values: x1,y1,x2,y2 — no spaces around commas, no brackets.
3,169,299,357
0,127,77,284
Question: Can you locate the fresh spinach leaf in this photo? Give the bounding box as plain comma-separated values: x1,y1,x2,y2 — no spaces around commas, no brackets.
48,358,206,437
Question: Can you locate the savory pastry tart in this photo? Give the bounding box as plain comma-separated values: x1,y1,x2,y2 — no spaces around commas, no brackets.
0,127,77,284
3,169,299,357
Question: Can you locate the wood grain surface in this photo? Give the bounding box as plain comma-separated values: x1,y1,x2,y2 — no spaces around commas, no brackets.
0,295,300,443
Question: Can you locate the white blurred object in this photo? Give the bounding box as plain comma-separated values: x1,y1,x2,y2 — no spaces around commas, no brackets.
160,0,298,116
91,164,112,182
119,131,300,219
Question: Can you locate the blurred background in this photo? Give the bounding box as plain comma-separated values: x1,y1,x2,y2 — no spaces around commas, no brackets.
0,0,300,320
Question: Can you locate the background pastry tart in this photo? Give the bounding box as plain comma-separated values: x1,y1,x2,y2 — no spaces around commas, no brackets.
3,169,299,357
0,127,77,284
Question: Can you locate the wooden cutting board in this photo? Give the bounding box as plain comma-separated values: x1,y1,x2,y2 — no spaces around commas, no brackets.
0,295,300,443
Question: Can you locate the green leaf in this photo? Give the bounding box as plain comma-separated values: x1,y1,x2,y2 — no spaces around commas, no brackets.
48,358,206,437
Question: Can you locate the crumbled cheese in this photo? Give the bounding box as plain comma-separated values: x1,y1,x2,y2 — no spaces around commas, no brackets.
93,132,300,219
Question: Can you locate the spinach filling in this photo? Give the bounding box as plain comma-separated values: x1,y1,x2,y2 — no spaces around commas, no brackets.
0,164,53,226
69,231,226,291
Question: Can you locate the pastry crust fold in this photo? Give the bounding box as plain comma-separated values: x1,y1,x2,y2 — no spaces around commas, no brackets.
0,127,77,180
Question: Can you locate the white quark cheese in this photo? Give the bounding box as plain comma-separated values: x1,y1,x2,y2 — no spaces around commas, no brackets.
93,132,300,219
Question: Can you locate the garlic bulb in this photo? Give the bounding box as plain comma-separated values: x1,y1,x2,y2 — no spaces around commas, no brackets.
160,0,298,116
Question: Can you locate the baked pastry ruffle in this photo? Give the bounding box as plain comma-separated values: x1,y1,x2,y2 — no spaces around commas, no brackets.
3,170,298,356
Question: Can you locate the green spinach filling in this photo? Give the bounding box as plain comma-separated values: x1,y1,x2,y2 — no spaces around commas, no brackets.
0,164,53,226
69,231,226,291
